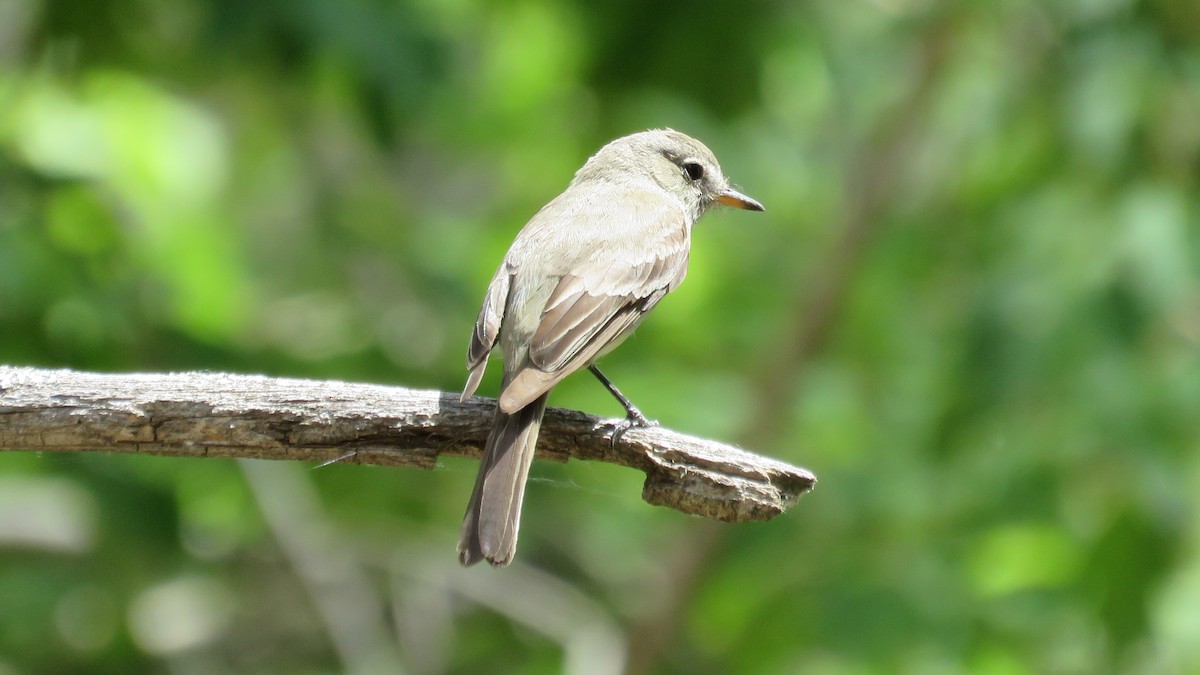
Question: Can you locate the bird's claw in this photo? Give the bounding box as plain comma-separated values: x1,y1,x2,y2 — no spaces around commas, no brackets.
608,409,658,448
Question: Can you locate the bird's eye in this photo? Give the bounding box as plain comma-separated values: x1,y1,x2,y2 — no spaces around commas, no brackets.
682,161,704,181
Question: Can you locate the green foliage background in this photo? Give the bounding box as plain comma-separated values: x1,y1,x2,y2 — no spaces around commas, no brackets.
2,0,1199,672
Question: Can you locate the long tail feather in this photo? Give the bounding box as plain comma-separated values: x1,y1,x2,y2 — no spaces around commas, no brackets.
457,393,549,566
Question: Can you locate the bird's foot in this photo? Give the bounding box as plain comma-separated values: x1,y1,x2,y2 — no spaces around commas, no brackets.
608,406,658,448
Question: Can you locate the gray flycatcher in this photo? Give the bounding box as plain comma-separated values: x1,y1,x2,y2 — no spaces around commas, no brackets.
458,129,764,567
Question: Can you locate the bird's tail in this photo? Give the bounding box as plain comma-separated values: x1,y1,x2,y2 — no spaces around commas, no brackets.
457,392,549,566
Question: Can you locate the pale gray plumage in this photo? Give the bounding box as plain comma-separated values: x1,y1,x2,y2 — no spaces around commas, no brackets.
458,129,763,567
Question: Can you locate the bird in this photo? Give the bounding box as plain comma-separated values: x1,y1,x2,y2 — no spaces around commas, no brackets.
457,129,764,566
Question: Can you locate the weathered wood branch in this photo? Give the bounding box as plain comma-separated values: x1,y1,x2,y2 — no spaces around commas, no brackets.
0,366,815,522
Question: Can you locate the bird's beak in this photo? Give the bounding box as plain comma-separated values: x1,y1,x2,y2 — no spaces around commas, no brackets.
717,187,765,212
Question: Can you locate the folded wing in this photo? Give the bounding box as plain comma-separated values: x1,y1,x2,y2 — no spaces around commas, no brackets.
461,264,511,401
498,216,690,413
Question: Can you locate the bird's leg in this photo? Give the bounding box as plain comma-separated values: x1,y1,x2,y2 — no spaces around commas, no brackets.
588,364,657,446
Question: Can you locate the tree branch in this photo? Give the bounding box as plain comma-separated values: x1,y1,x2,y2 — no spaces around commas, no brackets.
0,366,815,523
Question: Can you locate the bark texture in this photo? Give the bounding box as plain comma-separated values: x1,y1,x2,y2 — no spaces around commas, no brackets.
0,366,815,522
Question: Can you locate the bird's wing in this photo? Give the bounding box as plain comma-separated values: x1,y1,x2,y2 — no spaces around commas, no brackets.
498,212,690,413
461,263,511,401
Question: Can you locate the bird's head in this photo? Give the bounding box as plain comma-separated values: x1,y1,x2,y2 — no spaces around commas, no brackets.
574,129,764,221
